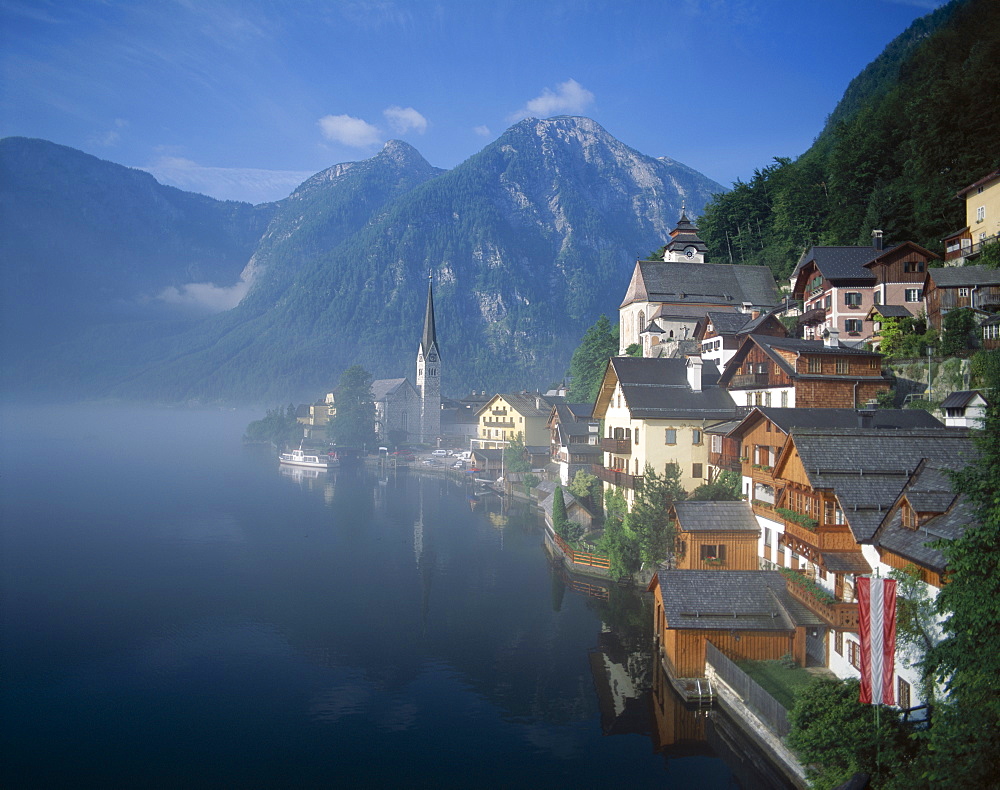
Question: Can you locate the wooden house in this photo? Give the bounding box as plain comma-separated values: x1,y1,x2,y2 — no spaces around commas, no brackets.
699,308,788,369
923,265,1000,330
547,403,601,484
671,501,760,570
648,571,823,681
718,333,891,409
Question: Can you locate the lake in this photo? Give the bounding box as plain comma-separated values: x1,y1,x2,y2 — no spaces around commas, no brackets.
0,406,791,788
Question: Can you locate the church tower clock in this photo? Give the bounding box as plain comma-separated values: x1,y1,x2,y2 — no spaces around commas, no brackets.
416,276,441,444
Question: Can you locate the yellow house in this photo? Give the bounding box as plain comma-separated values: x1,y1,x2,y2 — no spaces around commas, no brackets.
944,168,1000,263
592,356,740,504
473,392,556,450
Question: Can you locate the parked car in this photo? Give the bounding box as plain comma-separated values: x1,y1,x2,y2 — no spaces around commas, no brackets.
432,449,448,457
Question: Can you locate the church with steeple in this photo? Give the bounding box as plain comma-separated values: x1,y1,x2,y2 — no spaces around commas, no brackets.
415,276,441,444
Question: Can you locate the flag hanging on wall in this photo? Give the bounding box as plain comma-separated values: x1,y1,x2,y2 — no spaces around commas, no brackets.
857,576,897,705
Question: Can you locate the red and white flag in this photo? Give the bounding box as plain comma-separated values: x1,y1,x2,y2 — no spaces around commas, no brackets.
857,576,897,705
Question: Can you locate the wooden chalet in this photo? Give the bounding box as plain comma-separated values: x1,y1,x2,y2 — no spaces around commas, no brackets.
718,333,891,409
923,265,1000,330
648,571,824,684
671,501,760,571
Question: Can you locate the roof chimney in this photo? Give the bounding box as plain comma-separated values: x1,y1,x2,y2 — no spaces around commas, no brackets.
857,408,876,429
872,230,883,251
825,326,840,348
686,355,703,392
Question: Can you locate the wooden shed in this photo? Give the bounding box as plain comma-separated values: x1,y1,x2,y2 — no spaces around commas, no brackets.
671,501,761,570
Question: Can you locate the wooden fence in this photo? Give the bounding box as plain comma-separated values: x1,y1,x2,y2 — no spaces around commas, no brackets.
705,641,790,737
551,530,611,570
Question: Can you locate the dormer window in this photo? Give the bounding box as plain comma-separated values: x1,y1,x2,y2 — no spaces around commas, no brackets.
901,502,916,530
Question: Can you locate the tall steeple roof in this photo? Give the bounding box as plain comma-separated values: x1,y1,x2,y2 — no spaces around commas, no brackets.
421,276,438,355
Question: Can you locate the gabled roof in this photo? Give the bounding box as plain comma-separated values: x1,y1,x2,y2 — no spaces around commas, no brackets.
862,240,938,269
371,377,415,401
593,357,738,421
476,392,556,419
940,390,988,409
620,260,779,310
866,304,913,320
673,501,759,533
727,406,944,440
792,246,881,282
650,571,824,630
926,265,1000,288
776,429,975,543
719,336,886,387
705,311,751,335
956,168,1000,198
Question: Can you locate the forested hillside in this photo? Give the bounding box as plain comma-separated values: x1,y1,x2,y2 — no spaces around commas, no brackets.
699,0,1000,280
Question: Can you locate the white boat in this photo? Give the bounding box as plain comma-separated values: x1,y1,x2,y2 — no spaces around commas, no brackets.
279,445,338,470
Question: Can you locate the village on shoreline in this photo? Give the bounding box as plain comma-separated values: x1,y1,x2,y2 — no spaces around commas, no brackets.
249,171,1000,789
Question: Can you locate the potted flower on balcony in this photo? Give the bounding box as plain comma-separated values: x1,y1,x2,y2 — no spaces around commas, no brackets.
704,556,726,567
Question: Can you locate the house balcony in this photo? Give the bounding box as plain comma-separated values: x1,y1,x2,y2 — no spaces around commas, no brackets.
729,372,770,389
592,464,643,491
600,438,632,454
783,574,860,630
709,452,741,473
482,419,515,428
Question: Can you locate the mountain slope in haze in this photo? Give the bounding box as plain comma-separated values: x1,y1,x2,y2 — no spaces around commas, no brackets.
0,137,275,344
102,116,724,403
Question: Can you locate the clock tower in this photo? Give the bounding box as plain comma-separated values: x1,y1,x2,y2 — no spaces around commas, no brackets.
662,209,709,263
416,276,441,444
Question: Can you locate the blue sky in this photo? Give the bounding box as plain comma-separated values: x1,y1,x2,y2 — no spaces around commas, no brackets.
2,0,945,204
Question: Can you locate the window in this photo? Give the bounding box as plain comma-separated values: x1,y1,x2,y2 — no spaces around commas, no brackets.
711,434,722,453
904,260,925,273
834,630,843,656
844,292,862,307
692,429,702,445
898,677,911,709
665,429,676,445
764,391,772,406
959,287,970,298
848,639,861,670
845,319,863,334
977,205,986,223
836,358,850,374
700,544,726,561
780,390,788,407
901,502,916,530
905,288,922,302
808,357,822,373
764,527,772,547
873,290,882,305
692,463,703,479
824,294,832,310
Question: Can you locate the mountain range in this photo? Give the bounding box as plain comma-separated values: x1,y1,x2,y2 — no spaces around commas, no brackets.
1,116,723,403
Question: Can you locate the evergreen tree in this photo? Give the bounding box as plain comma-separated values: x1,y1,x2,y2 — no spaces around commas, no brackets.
600,488,641,582
328,365,375,449
552,485,570,539
688,470,742,501
630,463,686,566
503,431,530,474
939,307,975,356
567,314,619,403
568,469,601,512
923,356,1000,788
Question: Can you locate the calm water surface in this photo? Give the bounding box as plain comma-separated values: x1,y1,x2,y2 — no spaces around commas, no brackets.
1,406,789,788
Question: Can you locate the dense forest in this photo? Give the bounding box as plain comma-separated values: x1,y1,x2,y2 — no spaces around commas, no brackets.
698,0,1000,281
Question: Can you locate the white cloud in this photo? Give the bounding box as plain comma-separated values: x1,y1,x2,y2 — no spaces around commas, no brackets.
143,156,314,203
90,118,129,147
473,125,491,137
383,105,427,134
317,114,383,147
509,79,595,121
156,279,251,313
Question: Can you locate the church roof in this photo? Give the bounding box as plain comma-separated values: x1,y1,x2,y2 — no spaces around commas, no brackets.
371,378,415,401
420,278,438,355
620,261,779,310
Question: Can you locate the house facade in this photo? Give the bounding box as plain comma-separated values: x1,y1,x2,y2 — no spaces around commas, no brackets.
671,501,760,571
371,378,420,444
547,403,601,485
718,333,891,409
592,356,739,503
923,265,1000,330
942,168,1000,264
473,392,557,450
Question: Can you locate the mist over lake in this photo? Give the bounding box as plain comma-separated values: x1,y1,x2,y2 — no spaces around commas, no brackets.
1,405,788,788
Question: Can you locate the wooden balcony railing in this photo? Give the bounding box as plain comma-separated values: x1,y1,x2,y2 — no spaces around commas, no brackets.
784,578,860,630
600,437,632,454
592,464,643,490
729,372,770,389
483,419,515,428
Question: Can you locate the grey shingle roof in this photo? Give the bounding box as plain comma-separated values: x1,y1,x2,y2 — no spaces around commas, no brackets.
622,261,779,309
788,429,976,542
927,265,1000,287
821,552,872,574
877,492,975,574
706,311,751,335
868,304,913,319
940,390,987,409
743,407,945,436
609,357,738,420
371,377,412,400
674,501,759,532
655,571,824,630
793,246,881,281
